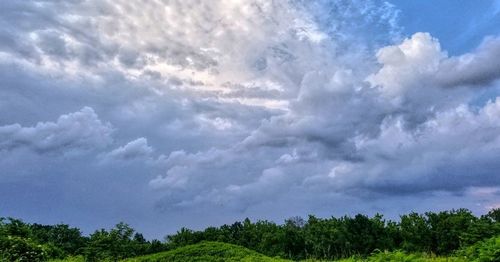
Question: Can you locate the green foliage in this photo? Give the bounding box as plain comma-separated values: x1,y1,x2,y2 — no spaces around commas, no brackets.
400,213,432,253
460,216,498,247
398,209,497,255
2,208,500,261
0,235,50,262
161,209,500,260
49,255,85,262
426,209,476,254
1,218,31,238
0,217,87,260
84,222,166,261
457,235,500,261
30,223,87,256
123,241,290,262
364,250,466,262
486,209,500,223
0,218,166,261
344,235,500,262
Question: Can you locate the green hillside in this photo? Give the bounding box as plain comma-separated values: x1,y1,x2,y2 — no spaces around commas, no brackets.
122,241,290,262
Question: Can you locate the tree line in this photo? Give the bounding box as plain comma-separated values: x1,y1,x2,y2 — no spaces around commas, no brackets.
166,208,500,260
1,208,499,261
0,219,164,261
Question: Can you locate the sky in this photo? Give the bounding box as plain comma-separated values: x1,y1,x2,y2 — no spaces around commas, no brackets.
1,0,500,239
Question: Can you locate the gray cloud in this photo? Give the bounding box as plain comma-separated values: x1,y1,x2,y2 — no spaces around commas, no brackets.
437,36,500,87
150,32,500,212
1,0,500,238
105,138,154,161
0,107,113,154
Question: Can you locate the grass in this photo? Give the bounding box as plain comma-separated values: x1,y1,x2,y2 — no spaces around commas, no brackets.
335,251,467,262
122,241,290,262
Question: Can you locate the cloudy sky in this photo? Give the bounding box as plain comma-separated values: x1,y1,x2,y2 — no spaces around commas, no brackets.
1,0,500,238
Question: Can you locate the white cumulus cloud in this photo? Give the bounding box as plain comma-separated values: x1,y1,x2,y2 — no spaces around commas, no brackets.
0,107,113,154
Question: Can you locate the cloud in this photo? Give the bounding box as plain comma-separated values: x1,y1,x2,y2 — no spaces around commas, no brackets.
186,167,291,211
148,31,500,211
437,36,500,87
369,32,446,97
324,98,500,195
1,0,500,237
0,0,401,108
0,107,113,154
370,32,500,93
105,137,153,161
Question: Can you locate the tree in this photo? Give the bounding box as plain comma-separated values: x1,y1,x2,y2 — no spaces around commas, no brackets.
166,227,200,248
283,217,306,260
426,209,476,254
30,223,86,256
85,223,140,261
400,212,432,252
486,208,500,222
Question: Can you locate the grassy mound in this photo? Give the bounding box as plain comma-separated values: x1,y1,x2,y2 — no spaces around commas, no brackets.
123,241,290,262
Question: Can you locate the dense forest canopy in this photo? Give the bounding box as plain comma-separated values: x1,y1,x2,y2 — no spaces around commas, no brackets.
1,208,499,261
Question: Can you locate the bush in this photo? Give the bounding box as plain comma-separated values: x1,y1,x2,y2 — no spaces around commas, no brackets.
0,235,49,261
458,235,500,261
49,255,85,262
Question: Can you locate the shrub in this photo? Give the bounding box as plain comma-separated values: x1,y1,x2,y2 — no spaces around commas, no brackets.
458,235,500,262
0,235,49,261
